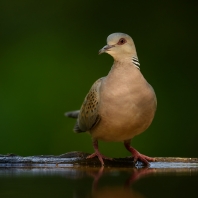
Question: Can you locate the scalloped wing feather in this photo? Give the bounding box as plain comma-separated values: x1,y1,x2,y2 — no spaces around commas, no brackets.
75,78,104,132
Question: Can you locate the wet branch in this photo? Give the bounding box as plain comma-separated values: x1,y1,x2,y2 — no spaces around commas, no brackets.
0,152,198,168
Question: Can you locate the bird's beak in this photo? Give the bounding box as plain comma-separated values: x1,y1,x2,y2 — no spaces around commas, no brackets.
98,45,115,54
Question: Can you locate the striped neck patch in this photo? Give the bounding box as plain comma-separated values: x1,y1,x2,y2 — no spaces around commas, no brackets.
132,57,140,69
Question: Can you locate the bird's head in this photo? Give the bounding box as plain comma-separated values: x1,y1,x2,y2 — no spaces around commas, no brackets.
99,33,137,61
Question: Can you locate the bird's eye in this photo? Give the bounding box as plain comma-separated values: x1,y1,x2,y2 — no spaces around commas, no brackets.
117,38,126,45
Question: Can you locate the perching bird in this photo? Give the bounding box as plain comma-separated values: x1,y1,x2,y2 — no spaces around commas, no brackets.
65,32,157,166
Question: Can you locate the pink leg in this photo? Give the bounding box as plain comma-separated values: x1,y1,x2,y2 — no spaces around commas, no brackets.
124,140,156,166
86,139,112,166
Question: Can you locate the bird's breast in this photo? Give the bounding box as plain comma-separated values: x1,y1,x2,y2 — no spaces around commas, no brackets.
90,67,157,142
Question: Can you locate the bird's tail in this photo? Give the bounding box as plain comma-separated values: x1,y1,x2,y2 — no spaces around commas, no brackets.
64,110,80,119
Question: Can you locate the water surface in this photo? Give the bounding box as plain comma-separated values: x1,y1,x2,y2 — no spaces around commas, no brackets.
0,165,198,198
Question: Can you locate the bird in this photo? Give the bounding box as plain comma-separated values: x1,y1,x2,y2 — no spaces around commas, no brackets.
65,32,157,166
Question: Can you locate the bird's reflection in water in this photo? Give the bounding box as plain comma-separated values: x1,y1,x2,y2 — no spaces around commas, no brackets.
83,167,155,198
91,187,145,198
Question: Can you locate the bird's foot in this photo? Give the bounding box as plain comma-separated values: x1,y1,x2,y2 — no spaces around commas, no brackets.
132,151,156,166
124,141,156,166
88,139,112,166
86,152,112,166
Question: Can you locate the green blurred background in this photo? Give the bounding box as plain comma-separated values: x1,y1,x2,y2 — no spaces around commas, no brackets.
0,0,197,158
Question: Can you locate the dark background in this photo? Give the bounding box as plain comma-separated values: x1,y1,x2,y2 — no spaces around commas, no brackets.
0,0,197,158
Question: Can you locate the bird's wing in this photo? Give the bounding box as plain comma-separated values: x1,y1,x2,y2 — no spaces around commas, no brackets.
74,77,104,133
